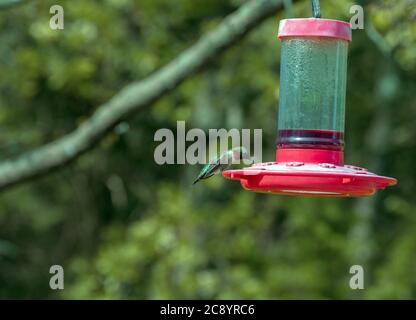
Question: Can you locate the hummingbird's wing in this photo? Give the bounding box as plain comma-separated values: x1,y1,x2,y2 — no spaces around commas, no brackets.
192,157,223,184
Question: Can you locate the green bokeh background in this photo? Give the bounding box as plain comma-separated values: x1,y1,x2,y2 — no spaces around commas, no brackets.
0,0,415,299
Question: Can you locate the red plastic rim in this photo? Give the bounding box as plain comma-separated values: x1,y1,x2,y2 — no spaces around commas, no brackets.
278,18,352,42
276,148,344,165
222,162,397,197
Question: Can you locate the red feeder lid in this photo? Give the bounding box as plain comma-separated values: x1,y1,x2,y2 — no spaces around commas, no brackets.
223,162,396,197
278,18,352,42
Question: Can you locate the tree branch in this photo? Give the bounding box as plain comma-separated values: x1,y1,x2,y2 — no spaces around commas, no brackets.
0,0,288,191
0,0,27,9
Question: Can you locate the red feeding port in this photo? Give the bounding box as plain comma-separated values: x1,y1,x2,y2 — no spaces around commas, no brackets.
222,18,397,197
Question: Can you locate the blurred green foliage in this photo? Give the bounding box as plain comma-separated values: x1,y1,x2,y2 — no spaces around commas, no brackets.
0,0,415,299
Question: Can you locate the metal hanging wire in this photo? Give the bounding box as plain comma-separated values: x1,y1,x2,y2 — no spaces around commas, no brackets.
311,0,321,18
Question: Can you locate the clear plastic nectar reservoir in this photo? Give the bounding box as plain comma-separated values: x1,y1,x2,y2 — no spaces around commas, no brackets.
277,19,349,151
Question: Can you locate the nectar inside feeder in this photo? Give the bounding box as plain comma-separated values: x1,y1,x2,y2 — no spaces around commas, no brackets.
223,18,397,197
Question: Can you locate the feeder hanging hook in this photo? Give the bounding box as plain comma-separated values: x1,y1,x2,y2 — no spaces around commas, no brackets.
311,0,321,18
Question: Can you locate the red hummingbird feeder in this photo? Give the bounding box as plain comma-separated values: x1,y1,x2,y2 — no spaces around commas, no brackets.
223,18,397,196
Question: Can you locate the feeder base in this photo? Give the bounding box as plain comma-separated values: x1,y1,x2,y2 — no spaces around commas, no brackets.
222,162,397,197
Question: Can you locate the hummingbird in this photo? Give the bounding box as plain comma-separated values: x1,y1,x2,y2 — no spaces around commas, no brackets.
193,146,252,185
